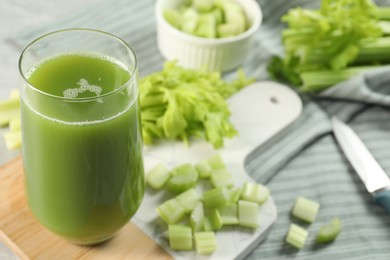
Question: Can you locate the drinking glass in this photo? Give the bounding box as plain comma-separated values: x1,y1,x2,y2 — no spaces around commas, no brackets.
18,28,144,245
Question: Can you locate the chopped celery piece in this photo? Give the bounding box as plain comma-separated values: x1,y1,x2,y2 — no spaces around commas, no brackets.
292,196,320,223
241,182,270,205
218,23,239,38
238,200,259,228
229,187,242,203
222,3,246,33
190,201,204,233
163,9,183,29
168,224,193,251
156,198,187,224
3,131,22,150
316,217,342,243
195,159,212,179
203,187,230,208
195,14,217,38
0,97,20,127
9,117,21,131
207,154,226,169
218,202,238,225
194,231,217,255
176,188,200,212
181,8,199,34
286,224,308,249
210,168,234,188
146,163,171,190
203,216,214,231
193,0,214,13
167,164,198,193
207,209,223,231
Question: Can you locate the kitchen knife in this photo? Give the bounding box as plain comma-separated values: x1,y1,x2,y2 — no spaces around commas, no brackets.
331,116,390,214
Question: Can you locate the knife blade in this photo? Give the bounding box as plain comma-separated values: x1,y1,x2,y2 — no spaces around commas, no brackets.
331,116,390,214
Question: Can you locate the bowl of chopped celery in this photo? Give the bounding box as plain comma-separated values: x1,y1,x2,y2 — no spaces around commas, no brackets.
155,0,262,72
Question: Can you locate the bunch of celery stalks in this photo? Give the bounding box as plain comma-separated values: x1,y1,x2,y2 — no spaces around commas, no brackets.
268,0,390,93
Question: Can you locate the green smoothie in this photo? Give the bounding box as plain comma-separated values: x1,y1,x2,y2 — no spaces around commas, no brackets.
21,53,144,244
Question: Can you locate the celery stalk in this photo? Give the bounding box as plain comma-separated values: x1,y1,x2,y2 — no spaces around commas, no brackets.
195,160,212,179
167,164,199,193
356,37,390,63
146,163,171,190
379,21,390,35
190,201,204,233
292,196,320,223
202,187,230,208
240,182,270,205
300,65,380,92
176,188,200,212
156,198,187,224
194,231,217,255
286,224,308,249
218,203,238,225
210,168,234,188
238,200,259,228
168,225,193,251
375,7,390,20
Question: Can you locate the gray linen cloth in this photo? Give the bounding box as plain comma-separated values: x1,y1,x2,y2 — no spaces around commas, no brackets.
12,0,390,259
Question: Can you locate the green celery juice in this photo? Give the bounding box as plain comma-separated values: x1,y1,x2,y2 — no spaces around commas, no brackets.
21,53,144,244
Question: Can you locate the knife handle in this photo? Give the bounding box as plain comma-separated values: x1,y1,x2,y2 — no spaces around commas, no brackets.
373,189,390,214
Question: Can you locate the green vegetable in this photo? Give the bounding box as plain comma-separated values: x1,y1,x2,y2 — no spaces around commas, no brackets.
146,163,171,190
238,200,259,228
207,154,226,169
316,217,342,243
268,0,390,92
194,231,217,255
210,168,234,188
168,224,193,251
291,196,320,223
203,187,230,208
190,201,205,233
218,202,238,225
286,224,308,249
0,95,20,127
176,188,200,212
240,182,269,205
156,198,187,224
140,61,254,148
167,163,199,193
195,160,212,179
229,187,242,203
164,0,248,39
3,131,22,150
206,209,223,231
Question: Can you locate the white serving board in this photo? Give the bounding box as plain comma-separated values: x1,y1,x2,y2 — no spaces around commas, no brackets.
132,81,302,259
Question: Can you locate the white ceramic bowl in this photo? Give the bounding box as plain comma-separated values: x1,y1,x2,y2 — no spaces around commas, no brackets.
155,0,262,72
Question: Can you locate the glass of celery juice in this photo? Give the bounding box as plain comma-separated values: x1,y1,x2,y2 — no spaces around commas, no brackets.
18,29,144,245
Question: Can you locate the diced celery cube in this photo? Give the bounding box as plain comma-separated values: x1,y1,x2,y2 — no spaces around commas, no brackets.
218,202,238,225
194,231,217,255
195,159,212,179
229,187,242,203
146,163,171,190
0,97,20,127
241,182,270,205
182,8,199,34
208,209,223,231
156,198,187,224
193,0,214,13
203,216,214,231
163,9,183,29
210,168,234,188
195,14,217,38
207,154,226,169
203,187,230,208
217,23,239,38
167,164,198,193
286,224,308,249
176,188,200,212
190,201,204,233
292,196,320,223
316,217,342,243
3,131,22,150
238,200,259,228
168,224,193,251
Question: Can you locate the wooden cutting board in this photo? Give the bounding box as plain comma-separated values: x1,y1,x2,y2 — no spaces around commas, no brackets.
0,82,302,259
